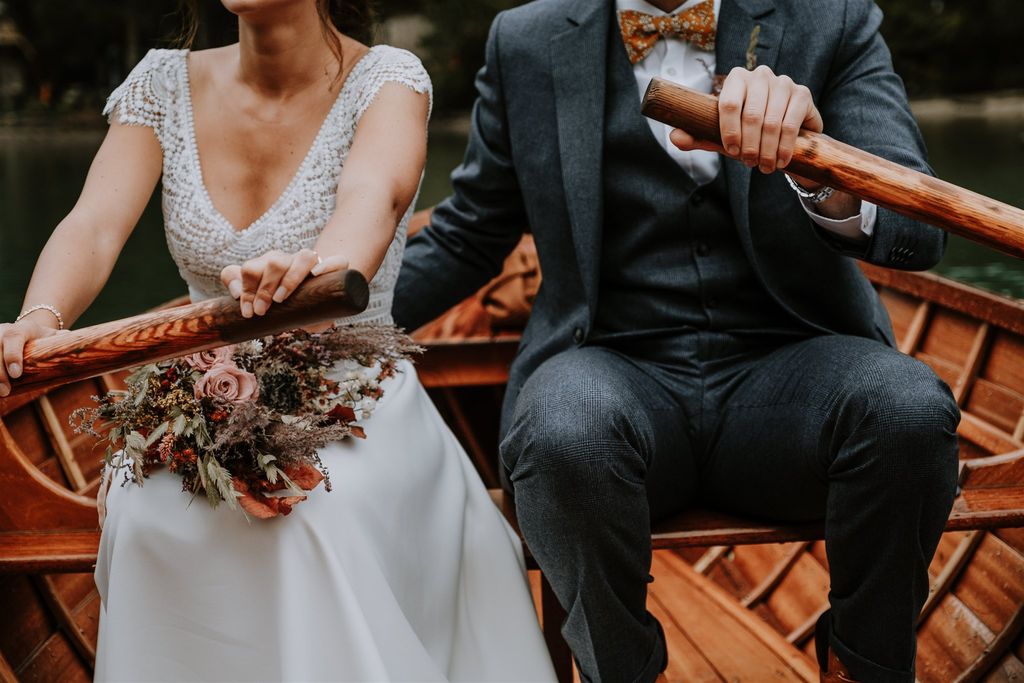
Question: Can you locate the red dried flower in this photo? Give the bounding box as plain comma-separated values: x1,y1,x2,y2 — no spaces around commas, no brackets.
326,404,357,424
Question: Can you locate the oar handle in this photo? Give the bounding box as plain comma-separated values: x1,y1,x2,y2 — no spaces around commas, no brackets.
641,78,1024,259
9,269,370,396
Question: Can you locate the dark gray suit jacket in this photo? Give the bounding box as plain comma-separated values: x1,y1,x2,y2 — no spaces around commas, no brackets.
393,0,945,427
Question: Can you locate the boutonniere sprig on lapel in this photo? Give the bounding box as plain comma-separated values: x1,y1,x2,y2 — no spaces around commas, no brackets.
711,25,761,96
746,25,761,70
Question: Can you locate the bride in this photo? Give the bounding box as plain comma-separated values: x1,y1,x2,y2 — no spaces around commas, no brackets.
0,1,556,681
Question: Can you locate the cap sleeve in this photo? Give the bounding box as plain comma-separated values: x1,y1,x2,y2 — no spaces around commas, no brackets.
352,47,433,124
103,49,183,143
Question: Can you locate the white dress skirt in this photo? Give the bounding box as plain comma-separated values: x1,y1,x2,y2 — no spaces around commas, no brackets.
94,361,557,682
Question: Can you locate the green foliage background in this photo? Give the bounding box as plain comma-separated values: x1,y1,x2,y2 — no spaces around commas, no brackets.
2,0,1022,115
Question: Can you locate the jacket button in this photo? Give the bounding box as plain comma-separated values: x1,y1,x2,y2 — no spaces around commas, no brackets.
696,242,710,256
706,296,718,309
573,328,584,344
691,191,704,205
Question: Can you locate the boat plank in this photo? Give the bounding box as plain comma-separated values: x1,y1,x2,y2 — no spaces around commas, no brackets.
3,408,61,474
917,351,964,389
952,534,1024,635
958,412,1023,458
931,531,972,577
647,591,724,682
652,552,817,682
44,574,97,616
981,654,1024,683
0,574,56,673
917,594,994,683
691,546,729,575
0,652,16,683
741,543,811,608
919,309,983,367
0,532,99,574
982,333,1024,392
31,575,95,668
920,531,985,625
15,631,90,683
763,554,831,636
995,527,1024,556
858,264,1024,337
808,540,828,570
967,378,1024,436
953,323,991,405
875,289,921,349
727,544,794,589
70,594,100,665
35,396,87,492
703,554,753,599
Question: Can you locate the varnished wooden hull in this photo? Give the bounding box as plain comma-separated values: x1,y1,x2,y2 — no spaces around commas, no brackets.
2,260,1023,682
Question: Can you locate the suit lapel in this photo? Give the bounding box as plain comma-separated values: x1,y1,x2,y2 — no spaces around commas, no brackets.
716,0,784,254
550,0,610,317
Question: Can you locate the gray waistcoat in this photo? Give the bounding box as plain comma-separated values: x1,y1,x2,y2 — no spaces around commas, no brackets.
592,24,807,357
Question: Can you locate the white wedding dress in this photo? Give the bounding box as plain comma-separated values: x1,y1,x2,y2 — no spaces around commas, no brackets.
93,47,556,683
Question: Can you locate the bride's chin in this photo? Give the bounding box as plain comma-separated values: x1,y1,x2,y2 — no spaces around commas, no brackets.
221,0,309,19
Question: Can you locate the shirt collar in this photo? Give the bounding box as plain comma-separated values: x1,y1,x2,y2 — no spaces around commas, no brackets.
615,0,721,21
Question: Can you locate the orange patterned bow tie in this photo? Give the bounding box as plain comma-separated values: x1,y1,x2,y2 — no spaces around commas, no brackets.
618,0,717,65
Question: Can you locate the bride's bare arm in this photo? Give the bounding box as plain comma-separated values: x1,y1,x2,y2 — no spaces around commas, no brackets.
0,122,162,395
222,83,430,318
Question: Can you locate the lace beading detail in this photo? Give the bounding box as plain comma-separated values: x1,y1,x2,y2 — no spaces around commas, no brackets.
104,45,432,326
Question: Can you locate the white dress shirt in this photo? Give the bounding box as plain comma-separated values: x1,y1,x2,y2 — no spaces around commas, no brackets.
615,0,876,240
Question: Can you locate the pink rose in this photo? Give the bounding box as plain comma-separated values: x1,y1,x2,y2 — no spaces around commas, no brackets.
193,363,259,404
184,346,236,372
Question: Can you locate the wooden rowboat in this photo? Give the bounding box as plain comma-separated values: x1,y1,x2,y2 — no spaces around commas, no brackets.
1,223,1023,682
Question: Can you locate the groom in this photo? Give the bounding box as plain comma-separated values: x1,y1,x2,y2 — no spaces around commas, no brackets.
394,0,960,681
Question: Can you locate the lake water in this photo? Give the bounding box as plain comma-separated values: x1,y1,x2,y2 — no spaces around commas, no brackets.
0,116,1021,327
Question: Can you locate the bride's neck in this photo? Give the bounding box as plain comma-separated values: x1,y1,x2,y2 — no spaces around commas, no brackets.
236,5,339,97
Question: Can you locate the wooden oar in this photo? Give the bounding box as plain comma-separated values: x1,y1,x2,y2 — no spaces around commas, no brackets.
7,269,369,397
641,78,1024,259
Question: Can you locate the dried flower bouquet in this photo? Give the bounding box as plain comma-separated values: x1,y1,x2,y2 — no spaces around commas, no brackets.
72,325,421,519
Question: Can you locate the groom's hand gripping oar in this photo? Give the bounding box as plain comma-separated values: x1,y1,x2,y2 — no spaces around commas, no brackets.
641,77,1024,259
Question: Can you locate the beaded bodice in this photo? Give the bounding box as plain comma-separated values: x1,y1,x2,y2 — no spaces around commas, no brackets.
104,46,432,325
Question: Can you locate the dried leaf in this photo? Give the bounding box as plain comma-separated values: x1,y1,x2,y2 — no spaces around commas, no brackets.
746,25,761,70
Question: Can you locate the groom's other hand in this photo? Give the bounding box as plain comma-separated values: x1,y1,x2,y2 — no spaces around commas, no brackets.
669,64,822,175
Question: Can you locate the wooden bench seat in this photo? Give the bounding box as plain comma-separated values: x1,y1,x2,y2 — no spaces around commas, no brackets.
9,459,1024,575
0,530,100,574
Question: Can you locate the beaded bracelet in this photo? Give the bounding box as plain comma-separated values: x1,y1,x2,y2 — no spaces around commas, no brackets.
15,304,65,330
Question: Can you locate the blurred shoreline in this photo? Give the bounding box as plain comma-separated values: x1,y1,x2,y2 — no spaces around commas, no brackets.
910,90,1024,121
2,90,1022,142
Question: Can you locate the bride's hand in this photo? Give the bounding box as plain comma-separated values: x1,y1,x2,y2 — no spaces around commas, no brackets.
220,248,349,319
0,317,65,397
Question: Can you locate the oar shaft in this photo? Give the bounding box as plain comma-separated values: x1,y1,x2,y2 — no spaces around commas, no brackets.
641,78,1024,259
9,269,370,396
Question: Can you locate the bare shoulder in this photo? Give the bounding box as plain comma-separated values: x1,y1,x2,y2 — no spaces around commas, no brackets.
184,44,238,91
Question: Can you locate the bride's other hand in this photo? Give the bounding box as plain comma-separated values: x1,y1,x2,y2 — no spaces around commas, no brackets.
220,249,349,318
0,316,65,397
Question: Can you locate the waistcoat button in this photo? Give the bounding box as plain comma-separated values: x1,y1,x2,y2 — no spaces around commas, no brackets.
573,328,584,344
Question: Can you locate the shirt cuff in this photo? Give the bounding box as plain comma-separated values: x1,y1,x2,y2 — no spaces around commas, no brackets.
800,197,877,241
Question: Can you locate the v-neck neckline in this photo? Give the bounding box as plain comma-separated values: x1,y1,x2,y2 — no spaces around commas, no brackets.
181,46,378,237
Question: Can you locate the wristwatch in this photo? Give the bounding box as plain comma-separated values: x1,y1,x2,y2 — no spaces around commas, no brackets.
785,174,835,205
